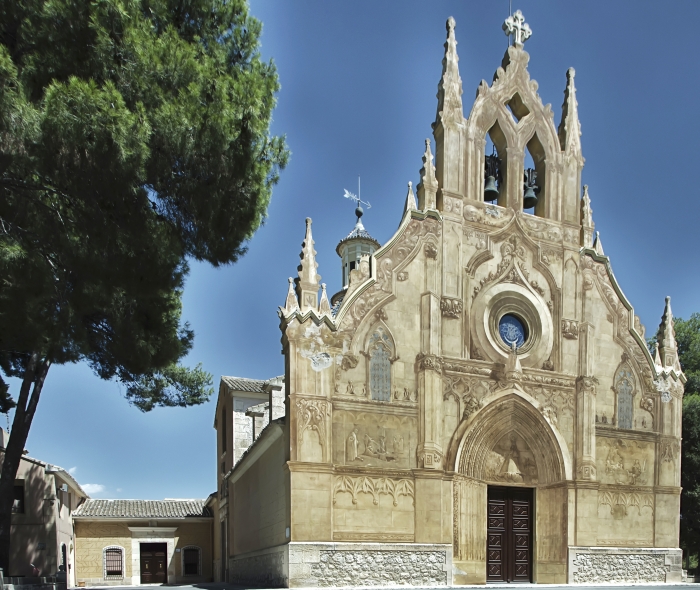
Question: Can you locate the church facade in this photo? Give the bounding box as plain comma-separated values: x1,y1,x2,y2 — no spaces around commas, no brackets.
220,12,684,586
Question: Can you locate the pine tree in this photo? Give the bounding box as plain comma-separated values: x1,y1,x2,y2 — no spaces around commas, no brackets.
0,0,288,570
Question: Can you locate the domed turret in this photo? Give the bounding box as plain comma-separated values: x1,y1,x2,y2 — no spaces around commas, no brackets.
332,206,380,304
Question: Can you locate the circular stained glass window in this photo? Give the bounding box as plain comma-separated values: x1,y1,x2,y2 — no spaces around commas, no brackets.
499,314,527,349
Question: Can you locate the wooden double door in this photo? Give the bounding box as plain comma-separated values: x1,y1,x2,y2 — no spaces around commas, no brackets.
486,486,533,583
140,543,167,584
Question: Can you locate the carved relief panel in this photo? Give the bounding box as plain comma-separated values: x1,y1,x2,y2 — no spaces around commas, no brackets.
483,432,539,485
595,437,654,487
296,398,331,462
332,409,417,470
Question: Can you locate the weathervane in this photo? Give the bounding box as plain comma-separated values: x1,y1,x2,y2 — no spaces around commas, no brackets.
343,176,371,218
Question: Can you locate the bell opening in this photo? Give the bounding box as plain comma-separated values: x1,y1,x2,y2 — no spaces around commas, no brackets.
524,133,547,217
523,168,539,210
485,123,508,207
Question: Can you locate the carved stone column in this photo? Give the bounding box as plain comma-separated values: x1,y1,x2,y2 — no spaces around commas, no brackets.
504,147,524,210
416,353,444,469
575,375,597,480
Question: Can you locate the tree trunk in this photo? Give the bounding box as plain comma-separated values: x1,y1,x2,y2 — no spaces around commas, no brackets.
0,353,51,573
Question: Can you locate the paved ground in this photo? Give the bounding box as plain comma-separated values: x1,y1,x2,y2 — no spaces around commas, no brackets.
79,584,697,590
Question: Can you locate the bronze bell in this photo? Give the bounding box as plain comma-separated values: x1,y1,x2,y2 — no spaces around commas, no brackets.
484,150,501,202
523,168,538,209
484,176,499,201
523,186,538,209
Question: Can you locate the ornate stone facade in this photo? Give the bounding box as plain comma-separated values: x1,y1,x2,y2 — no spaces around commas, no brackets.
216,11,684,587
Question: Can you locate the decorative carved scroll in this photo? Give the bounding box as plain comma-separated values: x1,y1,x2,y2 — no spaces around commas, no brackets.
416,353,443,373
562,319,579,339
440,296,463,318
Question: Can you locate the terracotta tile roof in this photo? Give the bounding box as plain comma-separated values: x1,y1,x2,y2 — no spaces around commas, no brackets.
73,499,211,518
220,376,267,393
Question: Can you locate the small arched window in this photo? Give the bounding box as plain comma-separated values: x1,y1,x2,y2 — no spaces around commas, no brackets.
615,366,635,429
103,546,124,579
368,326,394,401
182,546,201,576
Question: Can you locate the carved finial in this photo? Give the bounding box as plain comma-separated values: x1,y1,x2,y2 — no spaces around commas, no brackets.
283,277,299,315
403,181,417,216
657,296,681,371
558,67,582,156
504,341,523,381
295,217,320,312
654,342,662,368
593,231,604,256
581,185,595,248
435,16,463,127
417,139,439,210
503,10,532,48
318,283,332,316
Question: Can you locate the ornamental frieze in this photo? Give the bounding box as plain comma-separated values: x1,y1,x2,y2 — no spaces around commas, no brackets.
332,475,414,506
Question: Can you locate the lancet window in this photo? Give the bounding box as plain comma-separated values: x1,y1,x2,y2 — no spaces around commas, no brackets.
483,122,508,208
367,326,394,402
614,365,635,429
523,134,546,216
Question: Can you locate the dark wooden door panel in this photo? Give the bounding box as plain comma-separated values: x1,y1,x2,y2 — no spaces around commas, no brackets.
486,487,532,583
140,543,168,584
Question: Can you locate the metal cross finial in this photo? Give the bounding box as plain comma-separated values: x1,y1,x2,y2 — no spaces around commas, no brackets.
503,10,532,47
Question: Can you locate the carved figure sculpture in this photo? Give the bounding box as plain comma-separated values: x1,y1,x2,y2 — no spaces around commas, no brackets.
346,428,362,462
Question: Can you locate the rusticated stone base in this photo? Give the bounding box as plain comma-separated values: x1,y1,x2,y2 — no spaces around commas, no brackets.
568,546,683,584
230,545,288,587
230,542,452,588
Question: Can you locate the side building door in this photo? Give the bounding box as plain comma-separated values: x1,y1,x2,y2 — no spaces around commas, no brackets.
140,543,168,584
486,486,533,583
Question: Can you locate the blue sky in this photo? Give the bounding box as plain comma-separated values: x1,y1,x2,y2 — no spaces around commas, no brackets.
7,1,700,500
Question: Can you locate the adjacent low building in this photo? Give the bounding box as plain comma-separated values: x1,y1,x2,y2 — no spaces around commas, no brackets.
1,428,88,586
72,498,215,586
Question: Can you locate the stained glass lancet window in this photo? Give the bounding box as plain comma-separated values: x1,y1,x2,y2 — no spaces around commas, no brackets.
615,366,634,429
368,326,393,401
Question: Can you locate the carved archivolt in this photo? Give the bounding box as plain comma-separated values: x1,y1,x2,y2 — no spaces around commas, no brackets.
333,475,414,506
453,392,570,483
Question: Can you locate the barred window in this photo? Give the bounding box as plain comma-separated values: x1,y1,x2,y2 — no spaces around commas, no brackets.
104,547,124,579
183,547,200,576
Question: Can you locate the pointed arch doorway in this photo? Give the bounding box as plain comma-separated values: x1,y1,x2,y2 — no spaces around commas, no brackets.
449,391,572,584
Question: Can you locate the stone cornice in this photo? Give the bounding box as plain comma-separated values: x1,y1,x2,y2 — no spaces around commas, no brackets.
332,398,418,417
595,425,658,443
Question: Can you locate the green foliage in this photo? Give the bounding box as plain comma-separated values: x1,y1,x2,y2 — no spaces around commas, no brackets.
682,394,700,566
676,315,700,567
0,376,14,414
0,0,288,405
126,362,213,411
676,314,700,395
